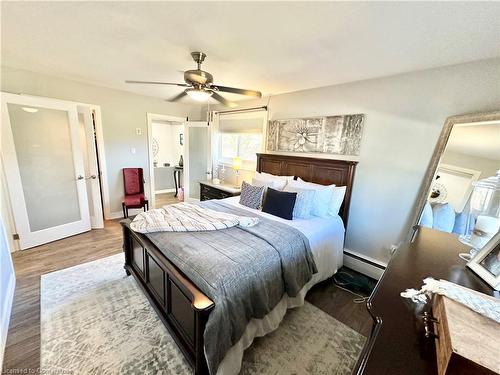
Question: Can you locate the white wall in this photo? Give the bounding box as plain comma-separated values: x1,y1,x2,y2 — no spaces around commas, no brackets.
152,122,184,167
0,159,15,368
441,150,499,179
171,124,184,167
1,66,201,219
211,58,500,264
152,122,174,167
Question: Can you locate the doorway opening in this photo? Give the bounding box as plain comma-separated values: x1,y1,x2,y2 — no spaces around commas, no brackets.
147,114,185,209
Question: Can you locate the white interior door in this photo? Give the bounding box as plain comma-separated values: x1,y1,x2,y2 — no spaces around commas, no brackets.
78,105,104,228
1,93,91,249
183,121,211,202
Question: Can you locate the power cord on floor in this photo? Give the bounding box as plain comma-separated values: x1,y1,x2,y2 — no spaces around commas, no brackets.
332,272,370,304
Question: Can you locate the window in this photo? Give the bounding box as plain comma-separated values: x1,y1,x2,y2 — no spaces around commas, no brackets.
216,110,267,167
220,133,262,162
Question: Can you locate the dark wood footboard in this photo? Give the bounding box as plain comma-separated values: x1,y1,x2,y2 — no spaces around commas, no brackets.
121,220,214,375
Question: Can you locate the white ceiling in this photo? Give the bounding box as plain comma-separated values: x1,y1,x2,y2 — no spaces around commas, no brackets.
447,122,500,160
2,2,500,104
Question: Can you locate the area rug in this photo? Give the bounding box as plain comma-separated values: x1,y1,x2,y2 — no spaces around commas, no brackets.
41,254,365,375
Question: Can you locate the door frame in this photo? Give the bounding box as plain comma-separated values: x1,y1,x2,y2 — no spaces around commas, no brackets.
183,121,212,202
77,105,104,228
146,113,186,209
0,92,110,251
1,92,91,249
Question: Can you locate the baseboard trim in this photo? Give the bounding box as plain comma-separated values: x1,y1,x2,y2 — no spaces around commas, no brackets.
0,273,15,369
108,207,148,220
155,189,175,194
108,211,126,220
343,249,387,280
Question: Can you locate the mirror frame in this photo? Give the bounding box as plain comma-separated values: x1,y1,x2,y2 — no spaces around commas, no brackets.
408,110,500,241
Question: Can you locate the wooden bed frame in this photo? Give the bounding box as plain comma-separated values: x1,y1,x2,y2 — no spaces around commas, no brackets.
121,153,358,374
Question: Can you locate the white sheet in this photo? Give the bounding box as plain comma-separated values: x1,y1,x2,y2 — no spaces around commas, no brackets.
214,196,345,375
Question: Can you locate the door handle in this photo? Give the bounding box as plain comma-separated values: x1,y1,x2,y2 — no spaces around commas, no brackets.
77,175,84,180
86,175,97,180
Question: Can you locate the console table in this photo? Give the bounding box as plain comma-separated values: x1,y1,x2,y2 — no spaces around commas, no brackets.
355,227,498,375
173,166,183,197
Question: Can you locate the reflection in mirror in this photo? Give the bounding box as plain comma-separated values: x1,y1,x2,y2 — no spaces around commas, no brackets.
418,119,500,256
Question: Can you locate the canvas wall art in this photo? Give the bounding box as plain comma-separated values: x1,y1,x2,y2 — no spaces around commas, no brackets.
266,114,365,156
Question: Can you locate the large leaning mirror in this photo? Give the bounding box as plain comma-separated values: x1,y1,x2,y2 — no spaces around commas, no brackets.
410,111,500,258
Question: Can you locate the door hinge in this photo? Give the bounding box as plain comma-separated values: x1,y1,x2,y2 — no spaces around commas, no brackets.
13,233,20,240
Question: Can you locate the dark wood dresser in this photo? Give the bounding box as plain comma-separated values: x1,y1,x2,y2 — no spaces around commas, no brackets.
199,181,241,201
355,227,498,375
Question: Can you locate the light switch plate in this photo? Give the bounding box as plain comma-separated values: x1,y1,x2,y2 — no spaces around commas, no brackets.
131,147,136,154
135,128,142,135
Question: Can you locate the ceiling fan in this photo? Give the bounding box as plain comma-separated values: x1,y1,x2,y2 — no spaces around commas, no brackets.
125,52,262,107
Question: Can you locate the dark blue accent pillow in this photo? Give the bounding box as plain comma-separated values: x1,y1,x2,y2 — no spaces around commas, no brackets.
262,188,297,220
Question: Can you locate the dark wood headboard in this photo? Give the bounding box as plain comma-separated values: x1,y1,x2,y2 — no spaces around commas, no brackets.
256,153,358,225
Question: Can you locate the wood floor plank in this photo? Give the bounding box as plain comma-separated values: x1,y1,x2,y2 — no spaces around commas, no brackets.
2,218,372,373
155,192,180,208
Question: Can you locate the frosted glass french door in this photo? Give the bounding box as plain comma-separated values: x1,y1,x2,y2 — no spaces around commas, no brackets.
183,121,211,201
1,93,91,249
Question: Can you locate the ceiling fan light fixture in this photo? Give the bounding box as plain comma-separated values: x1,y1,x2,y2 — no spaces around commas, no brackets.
186,88,213,102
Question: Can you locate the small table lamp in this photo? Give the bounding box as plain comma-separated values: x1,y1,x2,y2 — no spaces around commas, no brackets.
232,157,242,188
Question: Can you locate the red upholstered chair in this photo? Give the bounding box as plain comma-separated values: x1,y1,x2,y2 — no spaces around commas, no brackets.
122,168,148,218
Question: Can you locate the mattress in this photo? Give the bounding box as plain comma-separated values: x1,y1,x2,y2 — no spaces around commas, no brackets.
215,196,345,375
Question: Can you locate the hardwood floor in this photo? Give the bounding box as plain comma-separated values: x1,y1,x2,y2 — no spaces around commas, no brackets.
155,192,180,208
2,219,372,373
3,220,123,372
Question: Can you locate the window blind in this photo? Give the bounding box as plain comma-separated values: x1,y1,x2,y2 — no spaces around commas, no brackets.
218,110,267,134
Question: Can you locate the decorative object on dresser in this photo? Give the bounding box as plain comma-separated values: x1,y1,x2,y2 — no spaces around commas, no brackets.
354,227,497,375
460,171,500,255
432,294,500,375
467,231,500,290
267,114,364,156
199,180,241,201
121,153,357,374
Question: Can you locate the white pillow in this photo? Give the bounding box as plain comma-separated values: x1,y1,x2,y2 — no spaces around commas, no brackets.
297,177,336,189
259,172,295,181
283,185,315,219
253,172,288,190
329,186,347,216
251,177,287,191
286,179,334,217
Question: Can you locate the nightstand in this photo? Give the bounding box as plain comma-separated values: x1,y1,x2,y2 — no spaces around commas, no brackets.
199,181,241,201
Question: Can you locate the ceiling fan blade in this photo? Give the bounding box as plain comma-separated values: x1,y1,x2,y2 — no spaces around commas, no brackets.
211,92,238,108
167,91,188,102
212,85,262,98
125,80,190,87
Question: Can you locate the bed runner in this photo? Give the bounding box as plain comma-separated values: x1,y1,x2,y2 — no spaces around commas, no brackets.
130,202,259,233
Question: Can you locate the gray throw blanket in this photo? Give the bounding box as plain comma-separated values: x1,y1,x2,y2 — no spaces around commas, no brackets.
144,200,317,375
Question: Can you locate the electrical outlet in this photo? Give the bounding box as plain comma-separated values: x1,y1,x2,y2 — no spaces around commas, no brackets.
135,128,142,135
